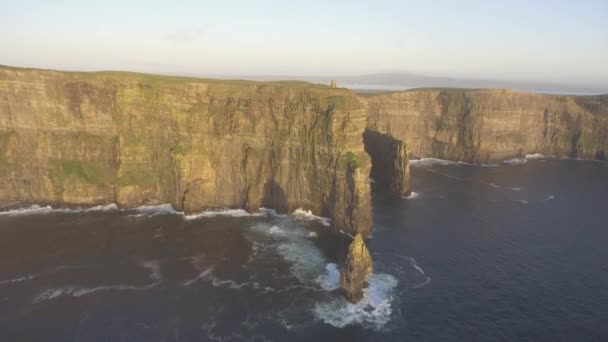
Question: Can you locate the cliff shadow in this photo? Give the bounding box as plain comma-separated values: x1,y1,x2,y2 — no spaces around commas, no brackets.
363,129,410,197
261,180,288,213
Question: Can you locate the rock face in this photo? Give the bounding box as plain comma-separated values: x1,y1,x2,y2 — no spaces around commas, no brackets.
364,89,608,163
0,66,372,236
340,234,373,303
363,129,410,197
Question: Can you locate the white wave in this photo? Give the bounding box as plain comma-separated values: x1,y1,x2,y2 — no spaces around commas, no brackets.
308,232,318,238
0,265,80,286
525,153,546,159
402,192,419,200
541,195,556,202
84,203,119,212
407,256,431,289
292,208,331,227
129,204,178,217
35,283,158,302
269,225,287,236
510,187,522,191
185,208,265,220
519,200,529,204
409,158,460,167
139,260,162,281
315,263,340,291
0,203,120,217
259,207,287,218
182,266,215,286
0,205,55,216
369,178,376,184
503,158,527,165
313,273,398,329
276,240,327,283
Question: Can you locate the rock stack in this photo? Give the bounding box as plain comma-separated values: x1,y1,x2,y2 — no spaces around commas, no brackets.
340,234,372,303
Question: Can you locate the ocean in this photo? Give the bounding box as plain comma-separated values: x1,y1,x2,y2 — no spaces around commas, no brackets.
1,157,607,341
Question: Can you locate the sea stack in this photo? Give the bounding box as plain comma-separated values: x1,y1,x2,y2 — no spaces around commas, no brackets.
340,234,373,303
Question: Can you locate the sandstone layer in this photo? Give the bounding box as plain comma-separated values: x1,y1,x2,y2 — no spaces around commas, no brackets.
0,66,372,236
363,89,608,164
340,234,373,303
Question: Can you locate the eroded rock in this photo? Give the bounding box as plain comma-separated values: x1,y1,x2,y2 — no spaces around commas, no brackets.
340,234,373,303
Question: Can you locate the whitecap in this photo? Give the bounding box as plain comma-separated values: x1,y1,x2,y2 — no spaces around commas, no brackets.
0,203,121,216
185,208,265,220
182,267,215,286
525,153,546,159
269,225,287,236
139,260,162,281
84,203,119,212
519,200,529,204
0,265,79,286
292,208,331,227
315,263,340,291
503,158,527,165
308,232,318,238
541,195,556,202
313,273,398,329
35,283,158,302
0,205,55,216
409,158,460,167
402,192,419,200
129,204,178,217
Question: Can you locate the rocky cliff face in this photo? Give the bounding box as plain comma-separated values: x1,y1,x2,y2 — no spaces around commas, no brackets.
363,129,410,197
364,89,608,163
0,66,372,236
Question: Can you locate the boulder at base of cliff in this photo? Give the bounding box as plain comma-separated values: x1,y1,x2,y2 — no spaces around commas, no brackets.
340,234,373,303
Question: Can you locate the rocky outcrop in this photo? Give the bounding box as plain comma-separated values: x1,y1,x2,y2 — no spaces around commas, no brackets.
363,89,608,164
363,129,410,197
340,234,373,303
0,65,372,236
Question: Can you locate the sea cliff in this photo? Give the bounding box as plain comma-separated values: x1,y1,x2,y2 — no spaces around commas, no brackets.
2,66,608,236
0,66,372,236
363,89,608,164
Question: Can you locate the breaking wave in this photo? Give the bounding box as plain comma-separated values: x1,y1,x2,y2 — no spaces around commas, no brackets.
403,192,419,200
315,263,340,291
292,208,331,227
541,195,556,202
313,273,398,329
0,204,119,216
0,265,81,286
409,158,461,167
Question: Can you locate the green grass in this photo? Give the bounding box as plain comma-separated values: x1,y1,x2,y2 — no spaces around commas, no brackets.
54,160,105,184
343,151,361,169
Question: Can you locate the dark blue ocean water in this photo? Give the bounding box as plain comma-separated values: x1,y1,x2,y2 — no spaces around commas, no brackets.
0,158,607,341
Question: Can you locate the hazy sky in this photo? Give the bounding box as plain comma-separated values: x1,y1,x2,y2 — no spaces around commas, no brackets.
1,0,607,86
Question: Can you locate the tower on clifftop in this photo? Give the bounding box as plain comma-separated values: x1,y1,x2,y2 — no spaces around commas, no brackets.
330,80,338,88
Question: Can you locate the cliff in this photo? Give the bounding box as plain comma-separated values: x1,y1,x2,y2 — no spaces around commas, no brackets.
363,129,410,197
2,65,608,236
0,66,372,236
363,89,608,163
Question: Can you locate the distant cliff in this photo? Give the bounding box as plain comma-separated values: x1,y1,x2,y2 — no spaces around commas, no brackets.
0,66,372,236
363,89,608,163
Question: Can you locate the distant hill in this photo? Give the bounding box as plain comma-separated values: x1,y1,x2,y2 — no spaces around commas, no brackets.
239,72,608,96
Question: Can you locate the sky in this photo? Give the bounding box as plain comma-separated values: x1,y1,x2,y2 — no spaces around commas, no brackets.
1,0,607,87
